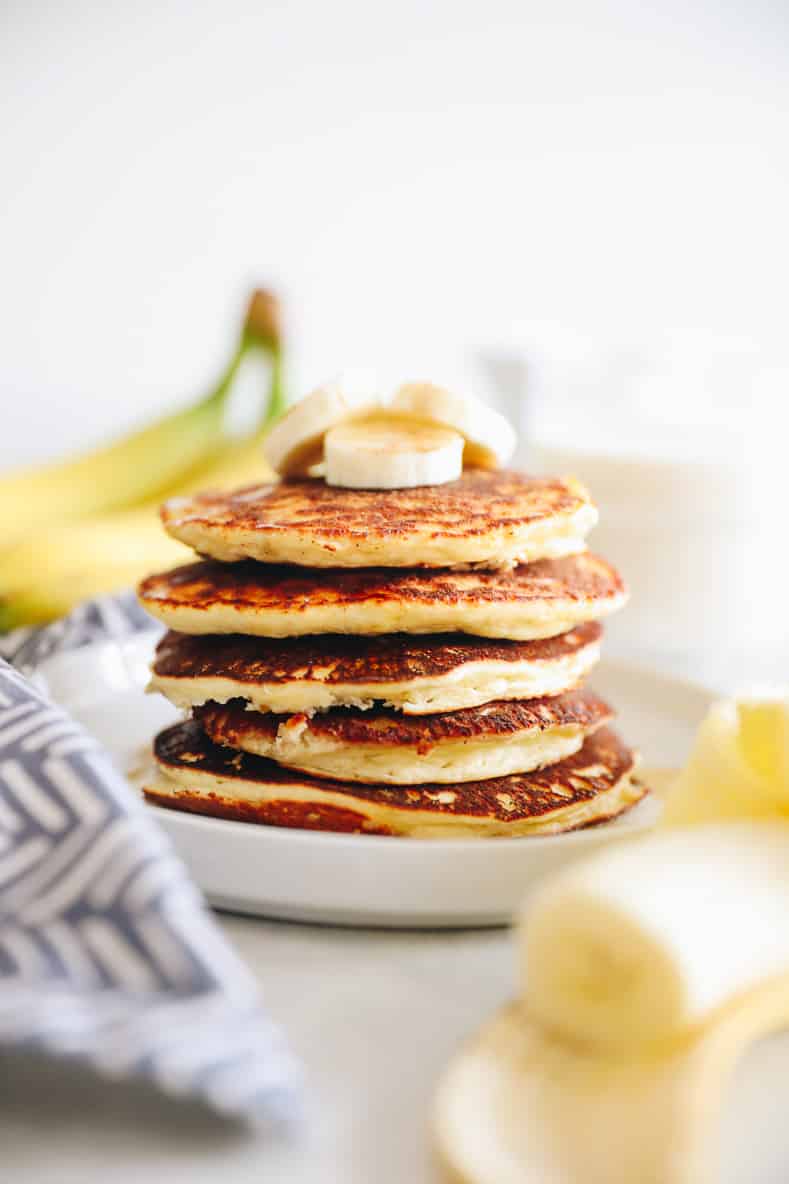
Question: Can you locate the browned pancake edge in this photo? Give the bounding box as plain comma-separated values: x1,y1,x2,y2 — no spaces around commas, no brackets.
139,554,624,616
152,622,603,687
146,720,639,829
161,470,587,544
194,688,613,750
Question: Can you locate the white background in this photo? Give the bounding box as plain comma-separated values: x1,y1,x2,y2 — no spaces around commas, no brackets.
2,0,788,467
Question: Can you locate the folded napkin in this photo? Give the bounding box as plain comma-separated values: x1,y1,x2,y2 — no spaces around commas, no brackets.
0,593,302,1126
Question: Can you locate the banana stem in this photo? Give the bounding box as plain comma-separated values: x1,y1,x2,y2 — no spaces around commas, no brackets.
264,347,286,426
243,289,282,352
201,337,247,413
242,288,286,429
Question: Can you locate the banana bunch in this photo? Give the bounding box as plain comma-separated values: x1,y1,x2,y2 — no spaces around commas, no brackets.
0,290,285,629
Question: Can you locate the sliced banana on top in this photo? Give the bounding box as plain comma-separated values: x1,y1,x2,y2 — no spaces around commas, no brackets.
264,374,517,488
390,381,517,470
263,373,379,477
325,416,463,489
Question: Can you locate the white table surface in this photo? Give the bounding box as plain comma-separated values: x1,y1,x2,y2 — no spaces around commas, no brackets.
3,908,789,1184
5,647,789,1181
1,916,511,1184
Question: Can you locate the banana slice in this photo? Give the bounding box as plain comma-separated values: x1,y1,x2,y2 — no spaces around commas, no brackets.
324,417,463,489
663,692,789,826
390,381,517,469
263,373,379,477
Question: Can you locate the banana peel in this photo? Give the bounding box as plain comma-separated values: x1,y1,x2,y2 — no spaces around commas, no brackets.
435,982,789,1184
0,290,283,549
663,695,789,825
435,697,789,1184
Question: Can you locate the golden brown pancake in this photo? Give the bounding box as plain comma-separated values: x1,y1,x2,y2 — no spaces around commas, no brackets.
149,623,603,715
193,689,612,784
138,553,626,641
159,470,596,569
145,721,646,837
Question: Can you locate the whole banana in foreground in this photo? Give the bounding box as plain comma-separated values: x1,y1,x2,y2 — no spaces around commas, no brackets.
522,823,789,1052
435,693,789,1184
438,822,789,1184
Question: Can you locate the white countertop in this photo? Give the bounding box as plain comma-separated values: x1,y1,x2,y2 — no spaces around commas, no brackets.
5,655,789,1182
4,911,789,1184
1,917,511,1184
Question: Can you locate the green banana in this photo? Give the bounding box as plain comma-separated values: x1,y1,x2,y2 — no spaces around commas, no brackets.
0,289,283,547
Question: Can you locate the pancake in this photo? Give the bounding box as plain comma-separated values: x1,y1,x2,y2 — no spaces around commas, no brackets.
138,553,626,641
193,689,612,784
145,720,646,837
159,470,596,569
149,623,602,716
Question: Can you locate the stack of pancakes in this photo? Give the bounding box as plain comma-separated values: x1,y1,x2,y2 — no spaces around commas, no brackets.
139,470,647,838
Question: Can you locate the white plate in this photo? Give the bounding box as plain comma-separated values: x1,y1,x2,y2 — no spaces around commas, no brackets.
35,633,712,928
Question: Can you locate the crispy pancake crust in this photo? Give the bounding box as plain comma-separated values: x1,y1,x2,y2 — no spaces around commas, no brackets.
145,722,645,837
195,689,611,750
138,554,626,641
192,690,612,785
153,623,602,686
160,470,596,569
150,625,603,715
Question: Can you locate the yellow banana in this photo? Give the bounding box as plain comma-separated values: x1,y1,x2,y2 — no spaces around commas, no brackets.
0,433,275,630
0,527,190,628
0,289,285,630
0,289,283,548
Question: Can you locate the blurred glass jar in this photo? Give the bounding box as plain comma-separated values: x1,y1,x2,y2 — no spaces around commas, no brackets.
478,339,789,688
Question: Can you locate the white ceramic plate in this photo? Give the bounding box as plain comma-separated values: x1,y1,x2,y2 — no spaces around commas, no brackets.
35,632,712,928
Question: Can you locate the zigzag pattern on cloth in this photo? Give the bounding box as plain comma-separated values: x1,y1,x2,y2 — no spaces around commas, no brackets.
0,591,156,674
0,594,301,1126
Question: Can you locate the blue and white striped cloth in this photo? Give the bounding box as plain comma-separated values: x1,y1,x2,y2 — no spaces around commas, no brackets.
0,593,302,1127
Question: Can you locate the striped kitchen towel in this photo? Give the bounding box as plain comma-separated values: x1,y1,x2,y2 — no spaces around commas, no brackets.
0,592,302,1127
